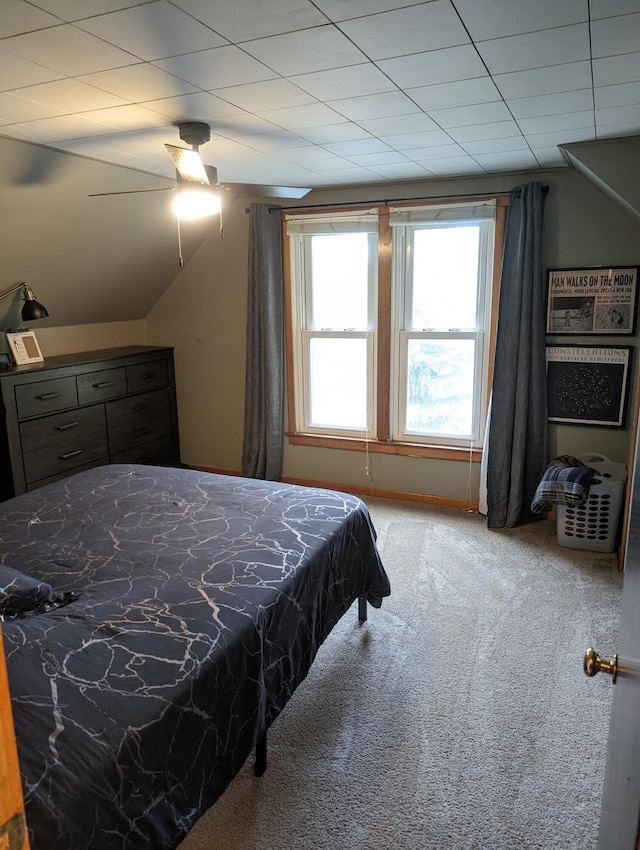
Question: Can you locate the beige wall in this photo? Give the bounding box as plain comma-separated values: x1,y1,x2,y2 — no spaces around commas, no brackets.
142,166,640,502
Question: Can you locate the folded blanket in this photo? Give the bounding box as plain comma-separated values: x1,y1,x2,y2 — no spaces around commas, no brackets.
531,455,597,514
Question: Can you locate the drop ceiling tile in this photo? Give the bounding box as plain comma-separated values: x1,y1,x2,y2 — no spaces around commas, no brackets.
476,24,590,75
212,114,292,139
1,24,138,76
27,0,150,21
0,122,64,142
12,78,129,112
256,103,345,131
17,112,118,139
154,46,277,90
0,50,64,89
472,150,539,171
1,0,61,38
591,13,640,58
76,103,170,131
170,0,328,42
597,120,640,138
516,110,595,135
427,101,512,129
233,130,309,154
590,0,640,18
290,64,395,101
0,92,64,122
529,146,567,167
275,145,337,163
404,143,467,160
408,77,501,111
453,0,588,41
526,127,597,147
322,138,394,156
595,82,640,108
312,0,427,21
593,53,640,86
508,89,593,119
460,135,529,155
241,26,366,76
339,2,471,60
345,150,410,166
213,79,315,112
79,64,198,103
595,103,640,127
366,162,434,180
315,165,387,184
494,62,592,99
382,129,453,149
376,45,489,89
358,112,440,136
329,91,420,122
143,92,247,122
295,122,373,144
299,156,351,172
447,120,523,142
77,1,228,61
423,155,485,176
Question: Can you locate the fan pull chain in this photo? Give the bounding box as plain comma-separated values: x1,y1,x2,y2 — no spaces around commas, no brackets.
177,215,184,267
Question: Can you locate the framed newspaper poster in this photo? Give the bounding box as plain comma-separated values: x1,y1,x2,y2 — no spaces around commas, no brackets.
546,266,638,334
546,345,632,427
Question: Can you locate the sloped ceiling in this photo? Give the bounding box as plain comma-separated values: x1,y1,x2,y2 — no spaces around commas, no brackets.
560,135,640,226
0,134,212,328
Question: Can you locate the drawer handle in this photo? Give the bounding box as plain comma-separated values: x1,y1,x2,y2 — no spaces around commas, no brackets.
93,381,115,389
36,392,61,400
134,428,151,438
142,373,157,380
59,449,83,460
56,421,79,431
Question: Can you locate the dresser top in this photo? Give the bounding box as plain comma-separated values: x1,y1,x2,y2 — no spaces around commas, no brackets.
0,345,173,379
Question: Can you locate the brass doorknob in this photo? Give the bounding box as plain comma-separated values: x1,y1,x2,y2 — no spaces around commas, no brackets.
584,648,617,683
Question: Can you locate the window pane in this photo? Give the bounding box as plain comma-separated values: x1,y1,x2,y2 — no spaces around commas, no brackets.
309,338,368,429
310,233,369,329
406,339,475,436
411,227,480,329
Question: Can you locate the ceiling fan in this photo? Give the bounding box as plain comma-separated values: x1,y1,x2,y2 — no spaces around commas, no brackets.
89,121,311,250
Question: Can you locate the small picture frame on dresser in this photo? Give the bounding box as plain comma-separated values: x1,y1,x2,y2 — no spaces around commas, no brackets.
6,330,44,365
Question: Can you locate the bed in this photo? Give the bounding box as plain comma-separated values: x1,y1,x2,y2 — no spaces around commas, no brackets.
0,464,390,850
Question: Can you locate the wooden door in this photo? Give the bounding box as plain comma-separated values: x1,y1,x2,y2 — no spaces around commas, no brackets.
595,425,640,848
0,625,29,850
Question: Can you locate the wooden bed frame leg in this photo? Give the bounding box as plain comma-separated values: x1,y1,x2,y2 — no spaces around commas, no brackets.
254,732,267,777
358,596,367,622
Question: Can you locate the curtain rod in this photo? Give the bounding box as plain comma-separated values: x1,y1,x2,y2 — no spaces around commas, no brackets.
254,183,549,214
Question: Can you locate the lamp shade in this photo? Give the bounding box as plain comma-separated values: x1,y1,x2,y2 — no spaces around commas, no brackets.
21,285,49,321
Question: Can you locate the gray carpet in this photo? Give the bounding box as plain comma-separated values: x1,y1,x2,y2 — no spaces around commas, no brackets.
178,498,623,850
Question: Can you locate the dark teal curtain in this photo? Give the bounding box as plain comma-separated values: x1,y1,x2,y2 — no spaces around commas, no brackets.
487,182,548,528
241,203,284,481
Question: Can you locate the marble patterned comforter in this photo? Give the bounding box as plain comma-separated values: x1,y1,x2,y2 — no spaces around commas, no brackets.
0,464,390,849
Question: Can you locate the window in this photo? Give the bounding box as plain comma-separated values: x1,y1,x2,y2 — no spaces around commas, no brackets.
285,200,503,458
390,203,496,448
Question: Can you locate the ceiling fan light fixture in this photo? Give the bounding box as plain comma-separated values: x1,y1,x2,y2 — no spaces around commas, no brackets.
173,184,221,220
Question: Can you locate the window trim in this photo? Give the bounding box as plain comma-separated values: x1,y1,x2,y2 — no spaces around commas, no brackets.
283,197,508,461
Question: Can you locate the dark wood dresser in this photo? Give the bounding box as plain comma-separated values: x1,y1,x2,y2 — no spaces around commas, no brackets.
0,345,180,500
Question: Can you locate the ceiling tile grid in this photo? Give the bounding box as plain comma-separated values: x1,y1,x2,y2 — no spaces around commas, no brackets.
0,0,637,190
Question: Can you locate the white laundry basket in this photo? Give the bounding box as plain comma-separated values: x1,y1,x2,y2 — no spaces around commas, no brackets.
556,452,627,553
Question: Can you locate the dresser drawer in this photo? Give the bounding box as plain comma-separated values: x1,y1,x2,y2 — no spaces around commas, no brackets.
105,389,169,431
77,368,127,405
126,359,168,393
107,413,170,456
15,377,78,419
20,405,106,454
23,431,108,484
110,436,174,466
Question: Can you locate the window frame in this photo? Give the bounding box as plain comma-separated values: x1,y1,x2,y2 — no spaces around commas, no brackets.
284,198,508,462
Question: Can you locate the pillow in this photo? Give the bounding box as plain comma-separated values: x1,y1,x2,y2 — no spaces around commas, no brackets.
0,564,60,618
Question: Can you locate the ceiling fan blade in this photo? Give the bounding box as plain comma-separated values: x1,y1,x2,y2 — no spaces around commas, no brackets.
165,144,209,186
220,183,311,199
